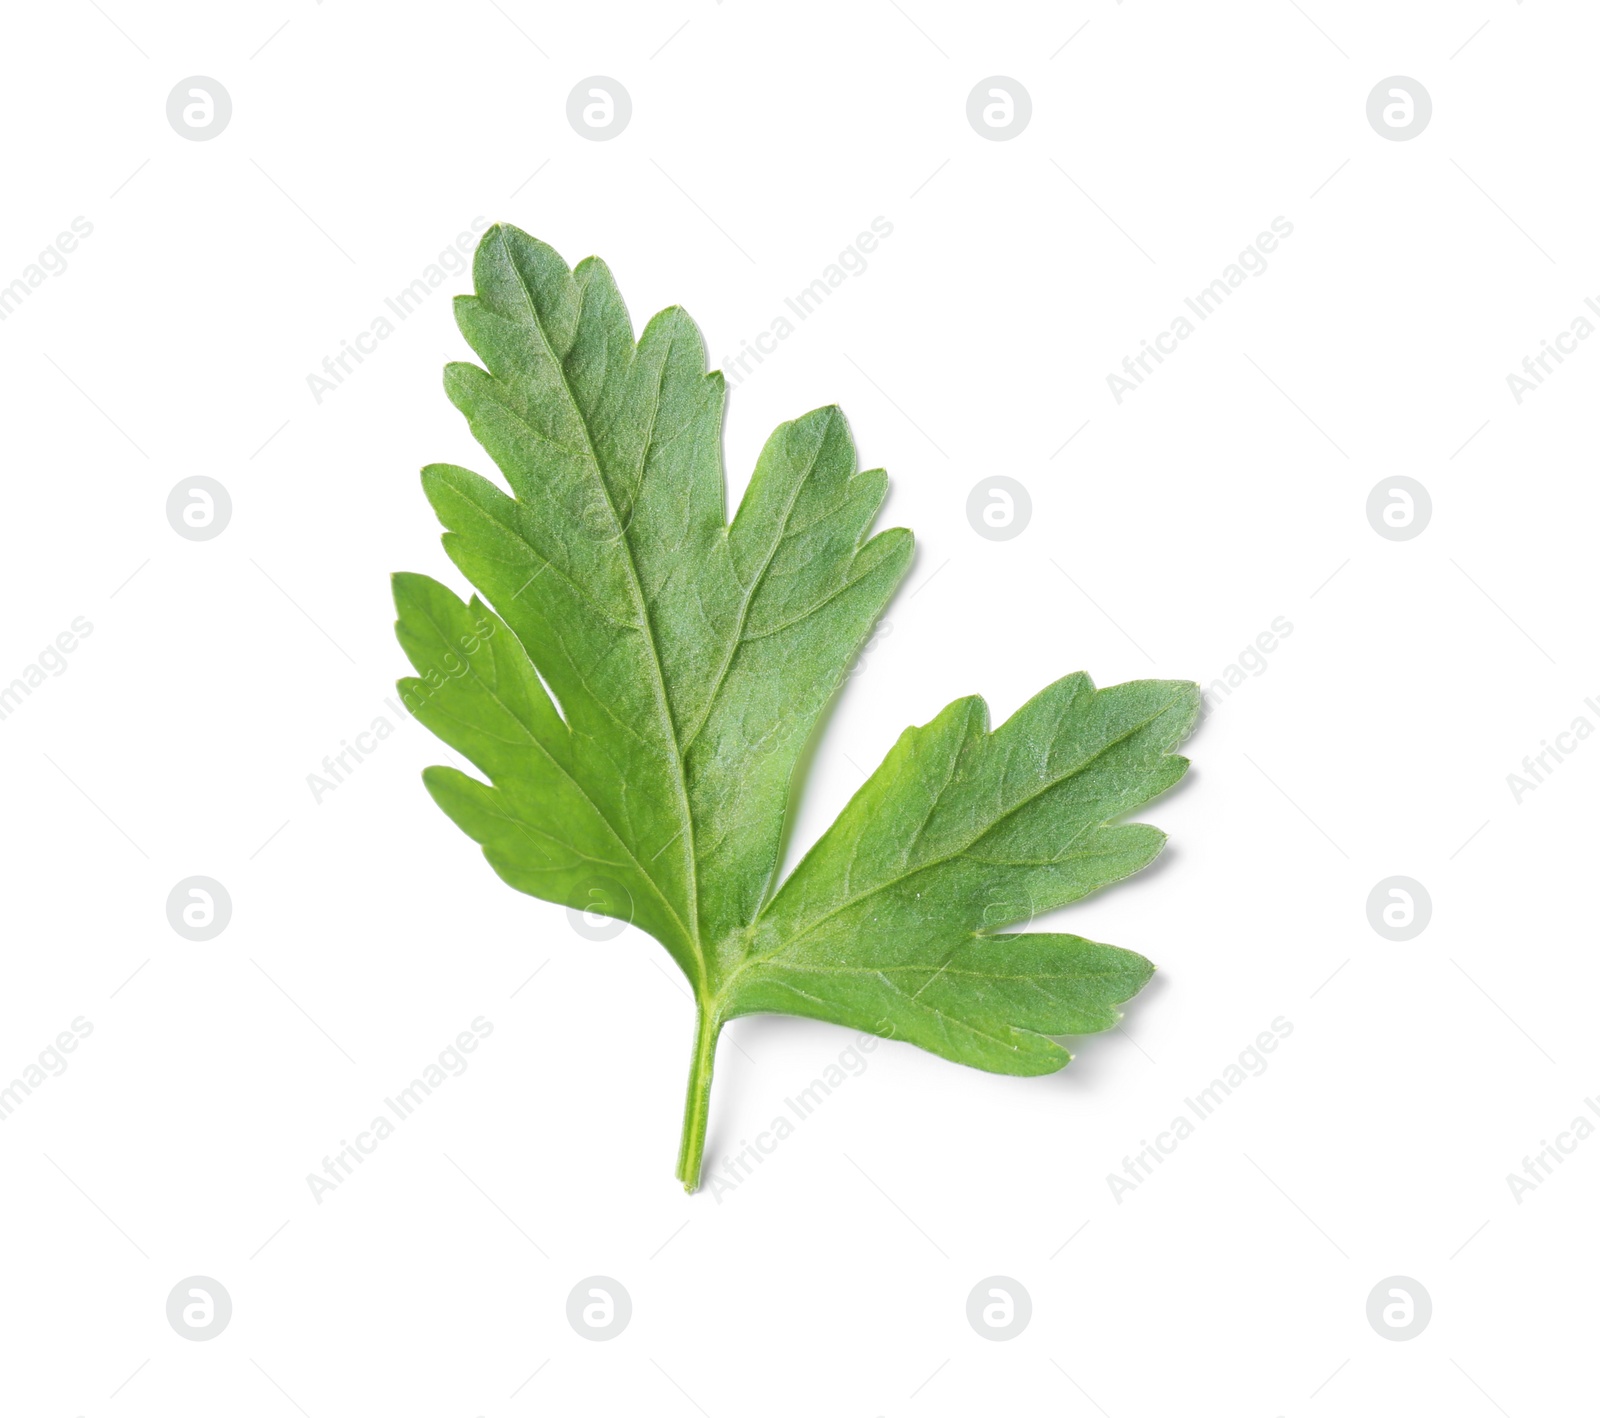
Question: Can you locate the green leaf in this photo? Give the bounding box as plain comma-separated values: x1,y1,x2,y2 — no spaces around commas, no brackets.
393,224,1198,1190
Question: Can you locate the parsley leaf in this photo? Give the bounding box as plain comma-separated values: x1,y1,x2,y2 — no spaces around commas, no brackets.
393,225,1197,1190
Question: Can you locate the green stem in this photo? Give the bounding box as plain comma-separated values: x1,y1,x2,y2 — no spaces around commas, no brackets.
675,1003,720,1192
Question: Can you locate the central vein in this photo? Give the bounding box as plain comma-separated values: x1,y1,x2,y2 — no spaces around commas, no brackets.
500,232,706,991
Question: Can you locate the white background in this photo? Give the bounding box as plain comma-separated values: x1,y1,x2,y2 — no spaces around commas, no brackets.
1,1,1595,1414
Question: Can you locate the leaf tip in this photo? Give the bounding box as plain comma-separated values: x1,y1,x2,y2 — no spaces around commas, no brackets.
880,523,915,559
390,568,429,612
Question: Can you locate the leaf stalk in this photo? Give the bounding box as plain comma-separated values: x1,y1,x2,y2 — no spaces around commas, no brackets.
675,1003,720,1192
